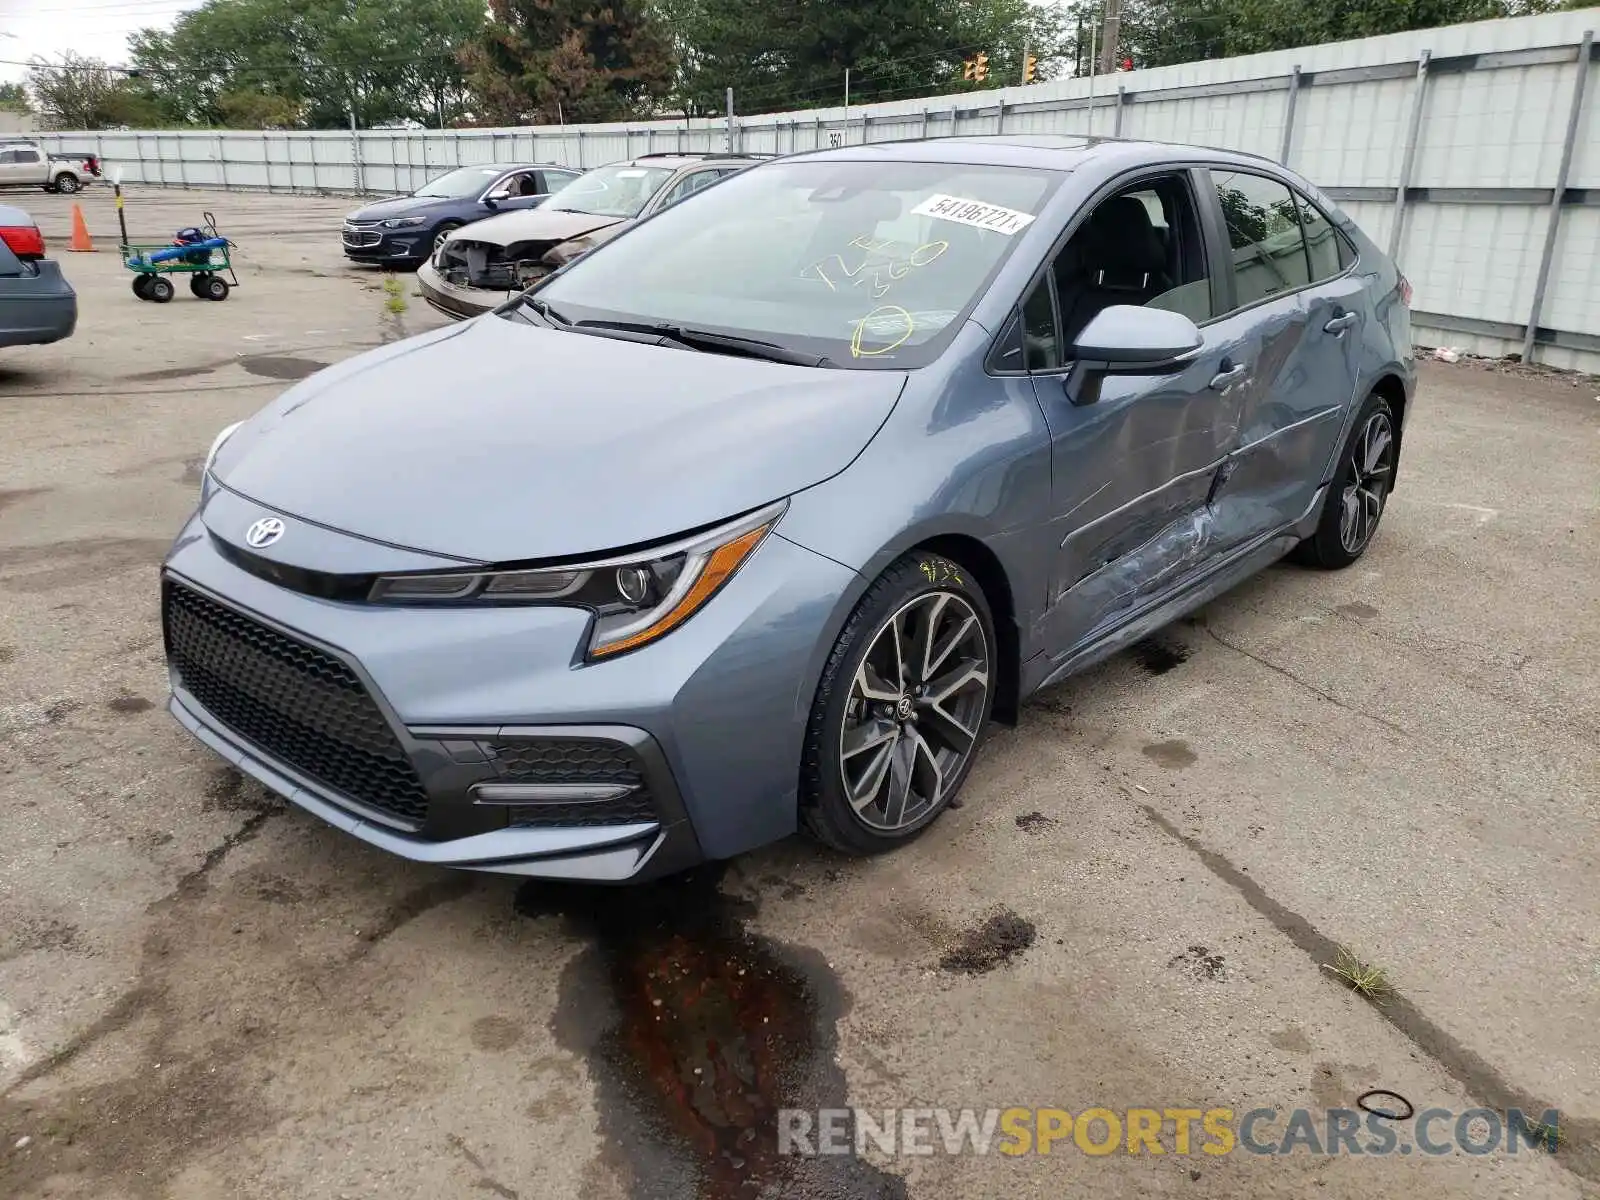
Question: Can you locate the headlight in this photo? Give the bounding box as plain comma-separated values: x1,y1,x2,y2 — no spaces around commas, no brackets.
381,216,427,229
368,501,785,660
543,237,593,267
201,421,242,492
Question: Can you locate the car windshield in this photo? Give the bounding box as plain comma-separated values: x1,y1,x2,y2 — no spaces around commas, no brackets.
525,160,1062,368
413,166,506,199
542,164,677,218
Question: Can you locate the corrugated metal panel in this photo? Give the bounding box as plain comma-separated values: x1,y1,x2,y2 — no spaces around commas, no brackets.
1542,207,1600,335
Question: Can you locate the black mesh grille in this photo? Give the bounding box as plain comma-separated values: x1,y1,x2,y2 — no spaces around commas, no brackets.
487,738,658,828
164,580,430,825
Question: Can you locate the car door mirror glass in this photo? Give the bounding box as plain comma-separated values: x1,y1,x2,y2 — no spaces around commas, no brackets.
1072,305,1202,366
485,188,511,202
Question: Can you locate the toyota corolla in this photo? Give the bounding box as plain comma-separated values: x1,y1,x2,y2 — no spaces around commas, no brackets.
163,135,1414,882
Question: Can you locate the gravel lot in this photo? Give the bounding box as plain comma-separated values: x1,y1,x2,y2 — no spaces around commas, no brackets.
2,186,1597,1200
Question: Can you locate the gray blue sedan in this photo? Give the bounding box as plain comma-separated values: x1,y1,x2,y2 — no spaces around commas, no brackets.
0,202,76,349
165,135,1414,881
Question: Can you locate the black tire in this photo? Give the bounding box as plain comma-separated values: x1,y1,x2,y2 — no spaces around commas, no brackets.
430,222,462,262
132,275,153,299
1290,391,1397,569
801,550,997,856
203,275,230,301
54,174,80,195
189,273,210,298
146,276,174,304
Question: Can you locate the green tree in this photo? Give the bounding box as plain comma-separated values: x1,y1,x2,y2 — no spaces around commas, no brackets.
0,83,29,112
463,0,676,125
655,0,1066,117
129,0,482,129
1067,0,1574,70
26,53,154,129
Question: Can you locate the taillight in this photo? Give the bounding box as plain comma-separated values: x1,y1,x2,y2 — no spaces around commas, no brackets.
0,225,45,260
1398,273,1413,307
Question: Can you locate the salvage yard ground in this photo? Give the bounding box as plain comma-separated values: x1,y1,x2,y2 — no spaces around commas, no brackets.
1,187,1597,1200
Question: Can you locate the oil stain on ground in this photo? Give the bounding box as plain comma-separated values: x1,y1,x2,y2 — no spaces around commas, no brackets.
1129,638,1191,675
239,355,327,381
521,869,908,1200
1141,739,1198,769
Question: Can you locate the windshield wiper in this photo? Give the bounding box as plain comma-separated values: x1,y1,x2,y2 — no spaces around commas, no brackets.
572,319,836,368
520,297,574,326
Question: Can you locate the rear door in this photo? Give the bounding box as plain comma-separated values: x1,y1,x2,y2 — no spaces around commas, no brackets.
1292,191,1369,491
1198,168,1335,548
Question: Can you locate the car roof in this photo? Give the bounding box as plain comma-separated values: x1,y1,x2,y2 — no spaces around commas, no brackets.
781,133,1286,174
619,152,772,168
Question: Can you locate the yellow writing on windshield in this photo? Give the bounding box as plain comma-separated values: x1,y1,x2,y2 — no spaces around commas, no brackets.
850,306,916,358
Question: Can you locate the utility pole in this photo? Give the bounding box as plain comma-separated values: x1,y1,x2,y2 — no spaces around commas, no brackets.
725,86,735,152
1097,0,1123,76
1020,43,1028,86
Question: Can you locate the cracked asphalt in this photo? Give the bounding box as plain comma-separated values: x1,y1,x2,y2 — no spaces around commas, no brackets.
2,188,1598,1200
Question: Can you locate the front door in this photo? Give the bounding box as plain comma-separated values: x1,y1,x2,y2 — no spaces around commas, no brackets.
1024,171,1249,661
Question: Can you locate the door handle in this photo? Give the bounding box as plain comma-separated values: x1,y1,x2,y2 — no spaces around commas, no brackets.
1209,362,1248,390
1324,312,1359,334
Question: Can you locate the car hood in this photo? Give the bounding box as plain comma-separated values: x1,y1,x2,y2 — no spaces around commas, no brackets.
210,317,906,563
347,196,458,222
445,207,624,248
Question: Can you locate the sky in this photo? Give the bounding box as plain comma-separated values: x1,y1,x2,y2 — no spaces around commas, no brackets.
0,0,203,84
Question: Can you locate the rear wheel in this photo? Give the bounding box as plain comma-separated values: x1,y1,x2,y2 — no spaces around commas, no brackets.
54,174,80,195
202,275,230,301
1290,391,1396,569
189,273,211,298
132,274,153,300
801,551,996,856
146,276,174,304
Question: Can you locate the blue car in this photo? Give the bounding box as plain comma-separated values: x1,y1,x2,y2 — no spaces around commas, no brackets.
170,135,1413,882
342,163,581,267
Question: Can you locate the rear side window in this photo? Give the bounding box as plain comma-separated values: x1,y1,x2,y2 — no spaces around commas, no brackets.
1211,171,1310,310
1296,193,1351,283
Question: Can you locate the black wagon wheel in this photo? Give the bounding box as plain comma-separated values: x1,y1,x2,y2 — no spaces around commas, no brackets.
146,276,175,303
202,275,230,301
131,274,153,300
189,273,211,298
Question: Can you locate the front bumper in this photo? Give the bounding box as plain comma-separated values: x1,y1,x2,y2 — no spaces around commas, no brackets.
160,502,856,880
343,226,430,262
416,259,507,321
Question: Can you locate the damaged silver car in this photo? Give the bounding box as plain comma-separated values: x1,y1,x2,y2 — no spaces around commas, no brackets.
417,152,764,320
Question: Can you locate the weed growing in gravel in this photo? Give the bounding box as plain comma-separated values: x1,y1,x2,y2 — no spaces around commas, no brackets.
1322,946,1389,1002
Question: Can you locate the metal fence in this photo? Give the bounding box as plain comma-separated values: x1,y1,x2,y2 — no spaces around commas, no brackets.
38,8,1600,370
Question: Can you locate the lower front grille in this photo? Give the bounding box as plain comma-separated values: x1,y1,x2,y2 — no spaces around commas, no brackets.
163,580,431,825
486,737,659,828
343,228,382,248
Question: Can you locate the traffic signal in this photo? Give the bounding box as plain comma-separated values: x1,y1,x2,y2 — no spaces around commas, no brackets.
1023,52,1038,84
973,52,989,83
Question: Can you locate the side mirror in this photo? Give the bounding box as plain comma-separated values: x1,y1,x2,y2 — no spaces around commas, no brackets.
1063,305,1204,406
484,189,510,205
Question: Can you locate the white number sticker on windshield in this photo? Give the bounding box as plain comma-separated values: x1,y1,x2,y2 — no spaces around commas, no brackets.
910,194,1037,236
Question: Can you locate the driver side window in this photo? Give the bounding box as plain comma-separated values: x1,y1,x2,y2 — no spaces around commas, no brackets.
992,174,1213,375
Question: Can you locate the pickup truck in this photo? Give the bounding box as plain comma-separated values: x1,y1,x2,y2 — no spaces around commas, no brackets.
0,140,101,194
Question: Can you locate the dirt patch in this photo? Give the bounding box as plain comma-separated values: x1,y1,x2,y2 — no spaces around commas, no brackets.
470,1016,525,1053
0,916,85,963
937,909,1037,975
0,537,169,594
1168,944,1228,981
1141,739,1198,769
201,767,281,815
106,692,155,716
1336,602,1380,619
0,488,50,513
1014,811,1056,834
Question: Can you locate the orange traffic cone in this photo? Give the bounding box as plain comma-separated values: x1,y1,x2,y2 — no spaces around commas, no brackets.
67,204,94,252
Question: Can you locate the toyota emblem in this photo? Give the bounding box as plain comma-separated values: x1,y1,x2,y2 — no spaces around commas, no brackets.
245,517,285,549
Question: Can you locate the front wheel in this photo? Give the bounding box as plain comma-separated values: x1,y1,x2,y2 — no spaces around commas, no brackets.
431,222,462,259
801,551,996,856
1290,391,1397,569
145,276,174,303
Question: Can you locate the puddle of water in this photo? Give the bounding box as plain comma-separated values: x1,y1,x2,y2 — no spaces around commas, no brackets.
520,869,908,1200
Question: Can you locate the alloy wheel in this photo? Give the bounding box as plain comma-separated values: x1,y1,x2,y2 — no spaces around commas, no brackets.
433,227,456,255
1339,411,1394,554
839,591,990,832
